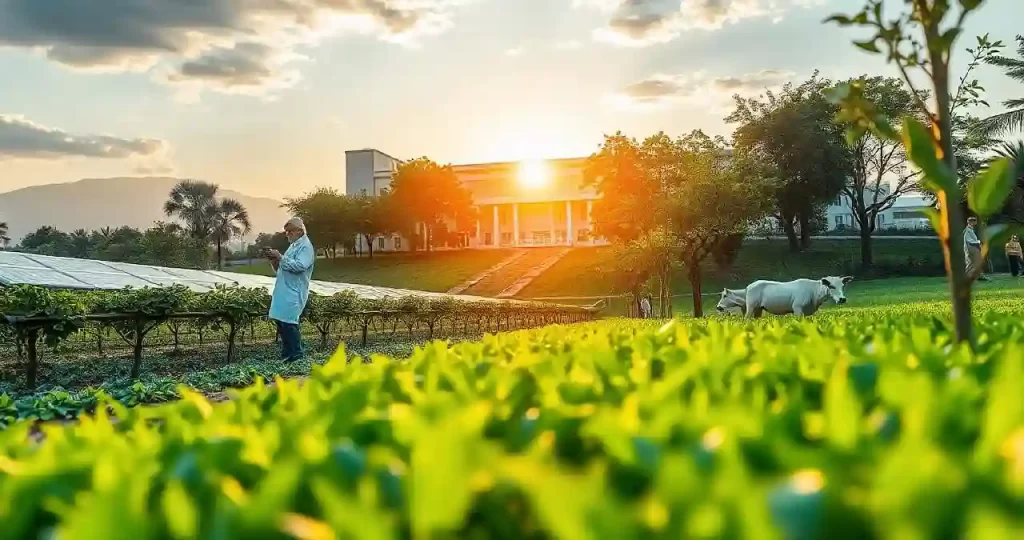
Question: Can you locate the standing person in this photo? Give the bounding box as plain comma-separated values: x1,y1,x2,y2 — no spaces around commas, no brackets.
1007,234,1023,282
964,217,989,282
263,217,315,362
640,295,652,319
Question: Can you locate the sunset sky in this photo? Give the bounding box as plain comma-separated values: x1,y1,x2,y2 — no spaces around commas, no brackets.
1,0,1022,199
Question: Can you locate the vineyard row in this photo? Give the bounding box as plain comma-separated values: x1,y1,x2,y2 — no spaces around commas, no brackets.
0,284,597,388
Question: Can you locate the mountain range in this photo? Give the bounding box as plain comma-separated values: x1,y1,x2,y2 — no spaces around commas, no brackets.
0,177,290,244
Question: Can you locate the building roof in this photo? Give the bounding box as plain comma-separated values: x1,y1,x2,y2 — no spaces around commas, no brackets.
344,148,404,163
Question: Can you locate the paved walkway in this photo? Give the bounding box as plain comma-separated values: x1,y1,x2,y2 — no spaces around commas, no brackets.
446,250,527,294
498,248,571,298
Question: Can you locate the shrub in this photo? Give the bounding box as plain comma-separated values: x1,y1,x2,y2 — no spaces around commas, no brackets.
1,306,1021,538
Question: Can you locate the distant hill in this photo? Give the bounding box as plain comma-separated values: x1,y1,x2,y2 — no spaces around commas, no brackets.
0,177,290,244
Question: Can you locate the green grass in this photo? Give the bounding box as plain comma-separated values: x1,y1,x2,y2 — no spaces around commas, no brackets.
2,290,1023,538
519,239,950,299
234,249,514,292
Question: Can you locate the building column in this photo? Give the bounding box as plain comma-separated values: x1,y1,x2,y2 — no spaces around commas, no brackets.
492,205,499,247
586,200,593,244
513,203,520,247
475,219,481,248
566,200,573,246
549,203,555,246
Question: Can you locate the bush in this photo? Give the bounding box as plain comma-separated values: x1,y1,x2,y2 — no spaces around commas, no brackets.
1,303,1022,538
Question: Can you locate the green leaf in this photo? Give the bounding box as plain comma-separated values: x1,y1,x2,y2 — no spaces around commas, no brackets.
921,208,945,237
968,158,1015,218
901,118,957,194
825,362,860,452
823,14,854,26
960,0,983,11
936,28,962,52
854,39,881,53
981,223,1015,248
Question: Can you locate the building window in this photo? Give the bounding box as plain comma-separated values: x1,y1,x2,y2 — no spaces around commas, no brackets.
484,232,492,245
378,237,385,250
893,211,924,220
394,236,402,249
835,215,843,227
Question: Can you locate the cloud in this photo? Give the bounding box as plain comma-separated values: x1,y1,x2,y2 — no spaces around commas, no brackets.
0,114,167,160
574,0,813,46
607,69,794,109
505,46,526,57
161,41,305,101
0,0,469,97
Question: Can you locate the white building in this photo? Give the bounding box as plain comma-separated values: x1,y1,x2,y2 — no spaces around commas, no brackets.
345,149,607,252
825,187,934,232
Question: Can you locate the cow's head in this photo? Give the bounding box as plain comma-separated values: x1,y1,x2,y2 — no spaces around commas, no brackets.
716,288,746,314
820,276,853,305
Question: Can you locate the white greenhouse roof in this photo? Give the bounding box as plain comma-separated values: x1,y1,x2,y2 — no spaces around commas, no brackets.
0,252,523,306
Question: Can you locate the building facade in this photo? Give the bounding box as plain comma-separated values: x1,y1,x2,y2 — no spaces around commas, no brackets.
345,149,606,252
825,188,934,232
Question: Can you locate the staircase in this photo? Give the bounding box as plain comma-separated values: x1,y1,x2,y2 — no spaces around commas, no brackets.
460,248,568,297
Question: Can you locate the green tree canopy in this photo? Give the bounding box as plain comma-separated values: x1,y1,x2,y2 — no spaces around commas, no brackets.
727,72,853,252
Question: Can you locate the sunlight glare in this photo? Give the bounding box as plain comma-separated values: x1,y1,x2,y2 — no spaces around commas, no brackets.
518,159,550,189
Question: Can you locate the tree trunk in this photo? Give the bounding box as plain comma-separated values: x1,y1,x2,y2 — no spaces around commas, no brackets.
799,212,812,250
860,226,873,269
932,59,972,346
689,265,704,318
25,329,39,390
782,216,799,252
226,319,238,363
217,240,223,270
131,319,144,379
364,234,374,259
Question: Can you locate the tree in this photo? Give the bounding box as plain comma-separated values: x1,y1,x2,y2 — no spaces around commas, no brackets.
583,132,676,244
163,180,219,241
827,0,1018,347
727,72,853,252
388,158,475,252
250,232,291,258
352,194,392,259
211,199,252,270
988,141,1024,225
981,35,1024,135
18,226,71,255
668,132,773,317
611,229,669,317
835,76,926,268
0,221,9,250
583,132,685,310
68,229,92,259
283,187,353,258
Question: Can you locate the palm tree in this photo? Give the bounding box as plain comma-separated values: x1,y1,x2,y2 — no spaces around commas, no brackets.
994,140,1024,182
163,180,219,241
982,35,1024,135
0,221,9,250
210,198,252,270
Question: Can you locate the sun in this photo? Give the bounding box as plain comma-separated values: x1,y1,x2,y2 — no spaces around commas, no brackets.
518,159,550,189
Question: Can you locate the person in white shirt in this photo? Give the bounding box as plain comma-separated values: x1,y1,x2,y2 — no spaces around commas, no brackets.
964,216,989,281
639,295,653,318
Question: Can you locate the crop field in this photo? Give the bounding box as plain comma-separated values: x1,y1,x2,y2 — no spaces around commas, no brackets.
1,275,1022,538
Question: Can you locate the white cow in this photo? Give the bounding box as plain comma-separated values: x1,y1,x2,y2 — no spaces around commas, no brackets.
715,288,747,315
717,276,853,318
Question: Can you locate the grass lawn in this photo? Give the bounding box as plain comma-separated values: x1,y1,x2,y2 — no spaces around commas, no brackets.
674,274,1024,317
519,240,957,299
233,249,513,292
